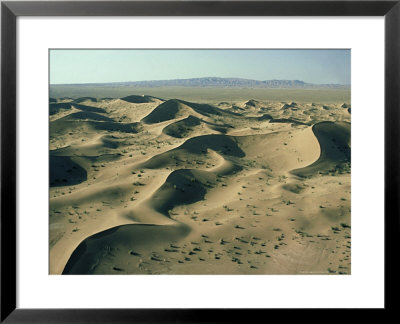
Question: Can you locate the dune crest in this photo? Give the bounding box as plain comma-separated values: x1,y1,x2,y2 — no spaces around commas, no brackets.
291,121,350,178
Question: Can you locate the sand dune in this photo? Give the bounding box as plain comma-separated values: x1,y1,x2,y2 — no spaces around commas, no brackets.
63,223,190,274
49,102,106,115
179,99,241,117
269,118,308,125
71,103,107,114
162,115,203,138
121,94,160,103
162,115,232,138
150,169,217,215
256,114,273,121
142,98,240,125
291,121,350,177
73,97,98,103
49,103,73,115
245,99,261,107
140,134,244,172
142,99,189,124
50,155,87,187
50,114,142,137
64,111,114,122
50,95,351,275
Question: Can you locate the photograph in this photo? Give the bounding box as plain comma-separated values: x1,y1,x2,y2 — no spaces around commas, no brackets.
49,49,351,275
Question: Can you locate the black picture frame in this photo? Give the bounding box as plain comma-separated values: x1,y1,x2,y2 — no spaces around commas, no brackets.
1,0,399,322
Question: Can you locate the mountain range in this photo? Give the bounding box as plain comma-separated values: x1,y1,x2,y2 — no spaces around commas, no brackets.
52,77,349,89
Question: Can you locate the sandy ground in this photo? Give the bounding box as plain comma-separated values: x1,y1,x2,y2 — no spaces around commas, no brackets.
49,95,351,275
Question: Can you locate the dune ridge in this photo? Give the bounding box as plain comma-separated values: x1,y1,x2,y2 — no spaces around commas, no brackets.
291,121,350,178
63,223,190,274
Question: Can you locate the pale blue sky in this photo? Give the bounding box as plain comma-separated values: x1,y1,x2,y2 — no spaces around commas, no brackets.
50,49,351,85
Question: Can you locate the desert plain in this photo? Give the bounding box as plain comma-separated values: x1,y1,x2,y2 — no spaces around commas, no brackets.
49,88,351,275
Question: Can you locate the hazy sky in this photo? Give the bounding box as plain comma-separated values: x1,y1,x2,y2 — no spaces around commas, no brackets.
50,49,351,85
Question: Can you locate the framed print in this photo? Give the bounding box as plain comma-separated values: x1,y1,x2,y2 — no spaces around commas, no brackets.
48,48,352,276
1,0,399,322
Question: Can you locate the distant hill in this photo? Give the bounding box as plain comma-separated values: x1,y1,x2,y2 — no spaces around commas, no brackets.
51,77,349,89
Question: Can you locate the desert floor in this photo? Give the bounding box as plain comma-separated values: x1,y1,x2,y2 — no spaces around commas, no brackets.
49,91,351,275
